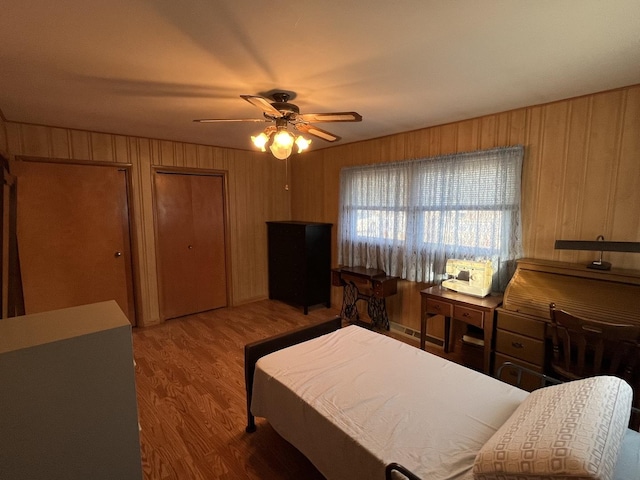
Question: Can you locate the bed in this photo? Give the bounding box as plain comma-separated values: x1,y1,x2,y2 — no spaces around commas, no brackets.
244,318,640,480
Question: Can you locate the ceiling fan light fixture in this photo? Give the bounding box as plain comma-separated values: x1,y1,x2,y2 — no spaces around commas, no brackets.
273,130,294,149
295,135,311,153
266,129,293,159
196,92,362,153
252,126,310,159
251,132,270,151
269,143,291,160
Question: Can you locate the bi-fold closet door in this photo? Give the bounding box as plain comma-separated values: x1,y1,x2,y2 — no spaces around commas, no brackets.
154,171,228,320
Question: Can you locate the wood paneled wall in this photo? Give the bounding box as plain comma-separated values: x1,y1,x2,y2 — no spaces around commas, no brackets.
0,121,290,326
291,84,640,331
1,84,638,329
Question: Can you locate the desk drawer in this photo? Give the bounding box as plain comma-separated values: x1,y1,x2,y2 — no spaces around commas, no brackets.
497,310,545,340
373,279,397,297
453,305,483,328
426,298,452,317
495,329,544,366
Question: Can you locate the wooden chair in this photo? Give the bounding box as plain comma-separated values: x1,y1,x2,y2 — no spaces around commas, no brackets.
549,302,640,382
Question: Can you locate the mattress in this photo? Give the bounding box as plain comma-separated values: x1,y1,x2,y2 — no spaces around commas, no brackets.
251,325,529,480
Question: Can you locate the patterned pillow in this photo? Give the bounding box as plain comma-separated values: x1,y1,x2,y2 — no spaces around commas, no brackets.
473,376,632,480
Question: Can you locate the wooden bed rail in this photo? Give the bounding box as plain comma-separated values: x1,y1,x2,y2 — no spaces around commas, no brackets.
244,316,342,433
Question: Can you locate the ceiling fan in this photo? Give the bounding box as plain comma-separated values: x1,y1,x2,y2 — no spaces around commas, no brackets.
193,92,362,158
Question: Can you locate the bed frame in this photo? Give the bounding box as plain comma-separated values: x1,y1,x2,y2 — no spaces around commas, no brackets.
244,316,342,433
245,321,639,480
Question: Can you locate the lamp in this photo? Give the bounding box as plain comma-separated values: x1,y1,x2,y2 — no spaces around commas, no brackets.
250,132,270,152
269,130,295,160
250,120,311,159
554,235,640,270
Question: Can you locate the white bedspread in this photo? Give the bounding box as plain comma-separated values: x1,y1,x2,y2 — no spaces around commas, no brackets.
251,325,529,480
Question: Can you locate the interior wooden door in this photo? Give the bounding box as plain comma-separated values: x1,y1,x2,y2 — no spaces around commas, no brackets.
12,160,136,324
155,172,227,320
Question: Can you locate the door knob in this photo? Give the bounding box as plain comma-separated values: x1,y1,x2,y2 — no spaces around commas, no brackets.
114,251,122,257
188,245,193,250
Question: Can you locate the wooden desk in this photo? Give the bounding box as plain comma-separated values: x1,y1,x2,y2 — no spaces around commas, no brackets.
332,267,398,329
420,286,503,374
495,258,640,391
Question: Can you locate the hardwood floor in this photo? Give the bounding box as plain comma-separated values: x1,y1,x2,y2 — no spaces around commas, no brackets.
132,299,471,479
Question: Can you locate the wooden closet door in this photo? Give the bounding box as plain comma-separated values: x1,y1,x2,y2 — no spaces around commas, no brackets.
154,173,197,319
190,175,227,312
155,172,227,320
13,160,136,324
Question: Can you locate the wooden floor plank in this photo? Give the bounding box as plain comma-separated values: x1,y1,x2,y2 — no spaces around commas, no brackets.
134,300,340,479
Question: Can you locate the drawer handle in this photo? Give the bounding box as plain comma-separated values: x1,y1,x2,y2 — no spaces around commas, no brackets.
434,305,440,311
463,312,470,317
511,342,524,349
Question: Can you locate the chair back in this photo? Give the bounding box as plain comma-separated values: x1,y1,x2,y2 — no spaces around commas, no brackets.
549,302,640,382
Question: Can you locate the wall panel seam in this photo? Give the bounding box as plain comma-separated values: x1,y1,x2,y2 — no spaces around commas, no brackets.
555,101,572,260
606,90,628,238
576,97,594,240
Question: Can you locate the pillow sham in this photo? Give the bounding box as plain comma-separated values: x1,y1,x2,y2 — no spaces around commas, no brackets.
473,376,632,480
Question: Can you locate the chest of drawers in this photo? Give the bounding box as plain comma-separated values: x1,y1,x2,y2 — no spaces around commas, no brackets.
494,308,546,391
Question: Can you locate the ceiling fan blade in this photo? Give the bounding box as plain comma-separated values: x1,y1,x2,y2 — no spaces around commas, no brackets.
193,118,269,123
240,95,283,117
297,112,362,123
295,123,341,142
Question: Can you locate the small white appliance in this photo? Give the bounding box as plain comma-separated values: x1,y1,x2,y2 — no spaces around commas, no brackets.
441,259,493,297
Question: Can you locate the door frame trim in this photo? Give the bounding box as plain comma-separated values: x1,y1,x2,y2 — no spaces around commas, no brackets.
151,166,233,320
14,155,140,326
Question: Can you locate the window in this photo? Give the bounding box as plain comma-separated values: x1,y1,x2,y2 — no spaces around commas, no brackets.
338,146,523,289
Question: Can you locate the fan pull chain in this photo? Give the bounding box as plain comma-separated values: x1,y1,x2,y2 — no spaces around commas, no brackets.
285,156,289,191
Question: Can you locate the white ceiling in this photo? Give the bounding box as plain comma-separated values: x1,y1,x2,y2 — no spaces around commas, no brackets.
1,1,640,152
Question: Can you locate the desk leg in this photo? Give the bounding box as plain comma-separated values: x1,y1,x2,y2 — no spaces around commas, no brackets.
421,314,450,352
483,314,494,375
444,317,452,353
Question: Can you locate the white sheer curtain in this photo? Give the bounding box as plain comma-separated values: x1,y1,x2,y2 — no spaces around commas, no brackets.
337,146,524,290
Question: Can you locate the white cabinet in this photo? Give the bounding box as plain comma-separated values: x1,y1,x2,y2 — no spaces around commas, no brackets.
0,301,142,480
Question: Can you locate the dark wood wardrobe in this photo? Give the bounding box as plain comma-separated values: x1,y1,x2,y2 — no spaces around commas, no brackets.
267,221,332,314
